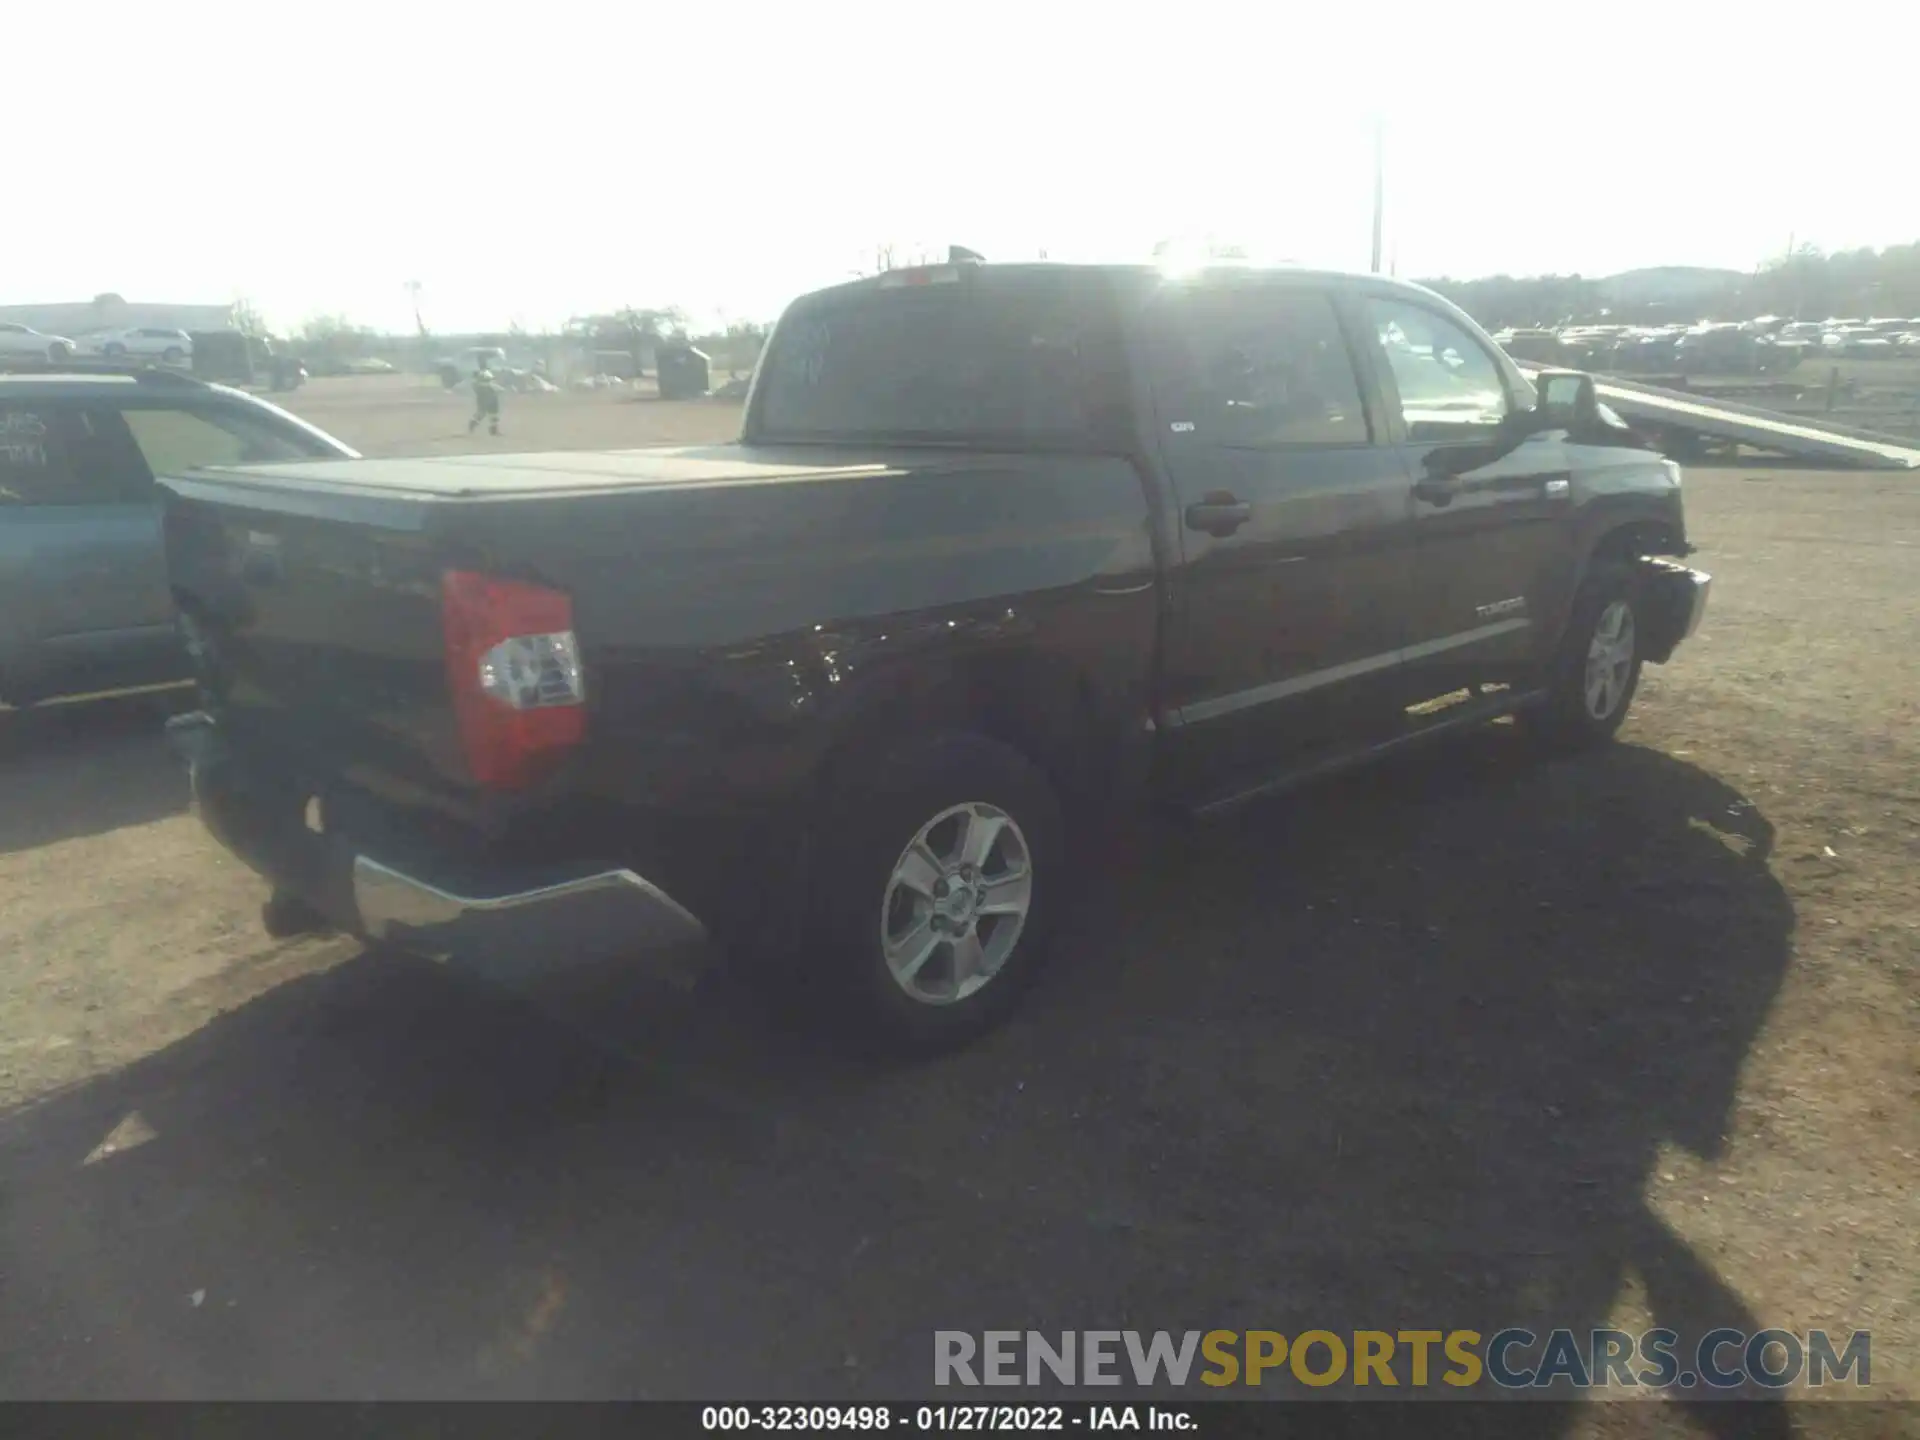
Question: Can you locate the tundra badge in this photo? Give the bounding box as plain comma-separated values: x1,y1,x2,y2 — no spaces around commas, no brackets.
1475,596,1528,619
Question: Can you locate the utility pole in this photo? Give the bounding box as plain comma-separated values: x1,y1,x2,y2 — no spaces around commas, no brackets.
1370,118,1385,274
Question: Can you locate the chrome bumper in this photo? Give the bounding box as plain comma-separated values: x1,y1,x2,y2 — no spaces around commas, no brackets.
171,713,707,978
350,855,707,970
1639,560,1711,663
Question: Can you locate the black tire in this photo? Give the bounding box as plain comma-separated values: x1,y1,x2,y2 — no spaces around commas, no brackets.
262,890,329,940
162,347,184,364
1526,561,1644,752
801,732,1064,1058
47,343,72,362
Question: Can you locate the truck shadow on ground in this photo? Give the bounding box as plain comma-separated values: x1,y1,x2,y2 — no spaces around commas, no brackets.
0,734,1795,1432
0,698,187,853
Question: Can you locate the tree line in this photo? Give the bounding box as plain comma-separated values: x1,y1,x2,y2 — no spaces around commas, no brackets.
234,306,772,375
1421,242,1920,330
245,239,1920,362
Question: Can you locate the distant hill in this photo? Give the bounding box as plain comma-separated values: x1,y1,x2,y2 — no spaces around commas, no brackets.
1421,245,1918,329
1597,267,1747,305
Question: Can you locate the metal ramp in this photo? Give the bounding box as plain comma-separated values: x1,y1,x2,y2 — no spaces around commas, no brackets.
1518,367,1920,471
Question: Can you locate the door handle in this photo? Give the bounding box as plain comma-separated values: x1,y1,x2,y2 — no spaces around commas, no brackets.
1184,493,1252,537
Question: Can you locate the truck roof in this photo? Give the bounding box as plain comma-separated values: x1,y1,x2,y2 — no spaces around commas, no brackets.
0,362,226,396
792,260,1454,308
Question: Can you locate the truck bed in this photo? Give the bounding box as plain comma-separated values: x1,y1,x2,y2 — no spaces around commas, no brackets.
161,442,1162,847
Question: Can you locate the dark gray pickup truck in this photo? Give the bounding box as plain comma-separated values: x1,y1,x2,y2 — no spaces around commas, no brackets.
164,260,1709,1053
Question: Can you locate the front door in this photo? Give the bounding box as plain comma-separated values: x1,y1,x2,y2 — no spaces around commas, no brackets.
1143,279,1415,802
1360,296,1575,701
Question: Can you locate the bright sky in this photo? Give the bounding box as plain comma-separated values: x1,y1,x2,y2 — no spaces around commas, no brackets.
14,1,1917,334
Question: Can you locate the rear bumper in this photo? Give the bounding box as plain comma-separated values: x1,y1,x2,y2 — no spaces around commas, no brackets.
169,712,707,979
1638,559,1712,664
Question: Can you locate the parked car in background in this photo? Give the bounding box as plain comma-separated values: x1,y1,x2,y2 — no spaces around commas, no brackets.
1774,321,1825,364
1854,321,1914,359
1491,328,1565,364
0,362,356,706
91,327,195,364
1670,323,1805,376
0,323,78,361
1829,327,1896,359
1673,323,1755,375
1611,327,1683,373
1555,326,1627,370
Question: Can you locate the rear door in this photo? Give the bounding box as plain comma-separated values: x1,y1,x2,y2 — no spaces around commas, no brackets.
1360,295,1574,700
0,399,174,701
0,394,354,703
1143,278,1415,800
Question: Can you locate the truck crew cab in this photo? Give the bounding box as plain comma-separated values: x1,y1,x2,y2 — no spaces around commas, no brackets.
163,259,1709,1054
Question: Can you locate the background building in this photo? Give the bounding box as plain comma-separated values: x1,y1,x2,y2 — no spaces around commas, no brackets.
0,294,238,341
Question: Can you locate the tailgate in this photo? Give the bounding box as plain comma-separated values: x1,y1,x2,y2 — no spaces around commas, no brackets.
163,471,471,809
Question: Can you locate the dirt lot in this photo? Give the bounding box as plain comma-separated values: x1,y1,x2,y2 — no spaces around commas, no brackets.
0,377,1912,1427
283,371,745,456
1684,356,1920,443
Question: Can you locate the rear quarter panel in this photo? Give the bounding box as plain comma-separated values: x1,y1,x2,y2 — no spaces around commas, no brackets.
443,450,1164,819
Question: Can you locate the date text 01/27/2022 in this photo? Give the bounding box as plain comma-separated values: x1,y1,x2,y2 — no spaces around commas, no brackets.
701,1405,1196,1432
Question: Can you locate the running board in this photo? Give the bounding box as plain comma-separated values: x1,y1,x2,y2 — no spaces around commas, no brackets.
1186,687,1549,820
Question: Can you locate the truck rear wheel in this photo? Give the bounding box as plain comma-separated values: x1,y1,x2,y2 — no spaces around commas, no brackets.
1526,561,1644,752
806,732,1063,1057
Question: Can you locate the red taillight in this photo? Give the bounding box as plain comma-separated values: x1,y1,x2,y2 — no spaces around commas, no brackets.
441,570,586,790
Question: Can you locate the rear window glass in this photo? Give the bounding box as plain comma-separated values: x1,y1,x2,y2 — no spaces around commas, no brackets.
752,273,1127,448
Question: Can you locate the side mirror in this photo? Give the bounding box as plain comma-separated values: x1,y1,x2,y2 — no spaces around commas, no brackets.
1534,370,1601,431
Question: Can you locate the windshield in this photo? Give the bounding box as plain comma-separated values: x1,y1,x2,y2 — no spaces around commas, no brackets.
751,272,1128,448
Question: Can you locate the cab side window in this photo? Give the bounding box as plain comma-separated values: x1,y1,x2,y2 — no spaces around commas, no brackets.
0,404,63,504
119,405,325,475
0,404,153,506
1147,286,1371,448
1365,299,1510,440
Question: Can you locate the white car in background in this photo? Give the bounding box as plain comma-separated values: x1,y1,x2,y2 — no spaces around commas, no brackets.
90,327,194,364
0,322,79,360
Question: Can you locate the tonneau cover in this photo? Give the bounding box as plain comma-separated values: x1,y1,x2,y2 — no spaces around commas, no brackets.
168,444,903,501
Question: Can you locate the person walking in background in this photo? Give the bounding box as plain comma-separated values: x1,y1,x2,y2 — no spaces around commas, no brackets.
468,360,502,436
